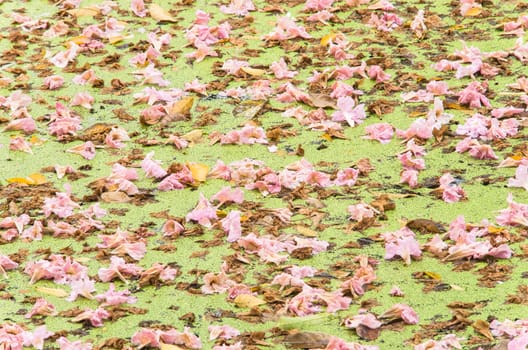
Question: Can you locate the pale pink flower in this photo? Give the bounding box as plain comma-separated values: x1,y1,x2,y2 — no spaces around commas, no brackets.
396,117,435,139
104,126,129,148
385,236,422,265
186,193,218,228
130,0,147,17
72,69,97,86
368,12,402,32
348,203,378,222
334,168,359,186
508,164,528,191
424,234,448,254
111,241,147,261
509,76,528,93
332,96,366,127
71,92,94,109
457,81,491,108
398,151,425,170
325,336,379,350
0,254,18,277
131,328,160,348
43,75,64,90
95,283,137,307
221,210,242,242
208,325,240,340
379,303,419,324
66,141,96,160
9,136,32,154
220,125,268,145
43,186,79,219
410,9,426,37
305,0,334,11
263,13,311,41
270,57,298,79
49,43,79,68
4,117,36,134
460,0,481,16
211,187,244,206
390,285,404,297
186,41,218,63
364,123,394,143
400,169,419,188
439,173,466,203
67,278,96,301
25,298,56,319
221,59,249,76
201,272,236,294
344,313,382,330
141,151,167,178
72,307,110,327
328,36,354,60
162,219,185,237
160,327,202,349
21,220,43,241
213,342,244,350
368,65,391,82
21,325,53,350
330,81,363,99
184,79,209,95
158,174,185,191
134,64,170,86
491,106,524,118
98,256,143,283
426,81,451,95
57,337,93,350
306,10,335,24
468,143,498,160
401,90,434,103
220,0,255,16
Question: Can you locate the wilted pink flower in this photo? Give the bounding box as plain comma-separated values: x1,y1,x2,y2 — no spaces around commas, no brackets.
98,256,143,283
9,136,32,154
220,124,268,144
426,80,451,95
186,41,218,63
21,325,54,350
325,336,378,350
457,81,491,108
263,13,311,41
71,92,94,109
334,167,359,186
141,151,168,178
332,96,366,127
72,69,97,86
49,43,79,68
368,12,402,32
385,236,422,265
221,210,242,242
0,254,18,278
364,123,394,143
270,57,298,79
306,10,335,24
105,126,129,148
131,328,160,348
379,303,419,324
400,169,419,188
211,187,244,206
4,117,36,134
508,164,528,191
57,337,93,350
398,151,425,170
71,307,110,327
111,241,147,261
134,64,170,86
186,193,218,228
221,59,249,76
348,203,378,222
67,278,96,301
66,141,96,160
390,285,404,297
25,298,56,319
220,0,255,16
460,0,482,16
43,75,64,90
344,313,382,330
184,79,209,95
208,325,240,340
162,219,185,237
305,0,334,11
95,283,137,307
130,0,147,17
43,186,80,218
201,272,236,294
439,173,466,203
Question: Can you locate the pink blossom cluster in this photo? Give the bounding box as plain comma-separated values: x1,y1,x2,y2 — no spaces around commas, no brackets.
47,103,82,140
398,139,426,188
437,173,466,203
508,164,528,191
455,137,498,160
185,10,230,62
434,43,505,79
340,256,377,297
220,0,255,16
414,334,463,350
496,194,528,227
368,12,402,32
263,13,311,41
285,284,351,316
324,336,379,350
97,228,146,261
456,113,518,140
215,124,268,145
131,327,202,349
24,254,89,285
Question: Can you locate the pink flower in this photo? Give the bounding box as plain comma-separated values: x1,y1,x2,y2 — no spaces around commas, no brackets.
98,256,143,283
71,92,94,109
460,0,481,16
141,151,168,179
3,91,31,112
9,136,32,154
305,0,334,11
385,236,422,265
104,126,129,148
330,81,362,99
22,326,54,350
398,152,425,170
184,79,209,95
43,186,80,218
49,43,79,68
95,283,137,306
439,173,466,203
208,325,240,340
457,81,491,108
468,143,498,160
508,164,528,191
334,168,359,186
379,303,419,324
306,10,335,24
263,13,311,41
162,219,185,237
111,242,147,261
134,64,170,86
344,313,382,330
332,96,366,127
368,65,392,83
25,298,57,318
390,285,404,297
130,0,147,17
186,41,218,63
270,57,298,79
56,337,93,350
348,203,378,222
221,59,249,76
72,69,96,86
43,75,64,90
71,307,110,327
220,0,255,16
211,187,244,206
67,141,96,160
67,278,96,301
186,193,218,228
368,12,402,32
201,272,236,294
221,210,242,242
213,342,244,350
364,123,394,143
400,169,419,188
131,328,160,348
4,117,36,134
160,327,202,349
0,254,18,277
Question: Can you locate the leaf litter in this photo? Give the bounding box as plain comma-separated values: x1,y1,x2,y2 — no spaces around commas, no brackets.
0,0,528,349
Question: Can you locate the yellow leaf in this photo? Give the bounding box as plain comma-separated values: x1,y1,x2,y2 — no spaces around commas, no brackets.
463,7,482,17
320,32,338,46
36,286,68,298
7,173,46,185
321,133,332,141
169,96,195,116
70,35,91,45
424,271,442,280
487,226,506,234
234,294,266,308
29,135,45,145
296,225,318,237
472,319,494,340
187,163,209,182
160,343,185,350
240,66,266,76
181,129,203,143
149,4,177,22
450,284,464,291
108,35,125,44
67,7,100,17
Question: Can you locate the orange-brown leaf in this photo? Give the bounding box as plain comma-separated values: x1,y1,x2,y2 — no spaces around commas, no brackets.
149,4,177,22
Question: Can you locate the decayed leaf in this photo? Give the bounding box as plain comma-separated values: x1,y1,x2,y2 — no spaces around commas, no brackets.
67,7,100,17
424,271,442,280
463,7,482,17
181,129,203,144
36,286,68,298
406,219,446,234
356,324,381,341
282,332,332,349
295,225,318,237
472,319,494,340
101,191,131,203
7,173,47,185
233,101,267,119
308,93,337,109
234,294,266,308
149,4,177,22
320,33,338,46
162,97,195,125
187,163,209,182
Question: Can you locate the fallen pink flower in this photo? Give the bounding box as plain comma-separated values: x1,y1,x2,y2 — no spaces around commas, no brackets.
379,303,419,324
385,236,422,265
186,193,218,228
344,313,382,330
56,337,93,350
71,92,94,109
21,325,54,350
130,0,147,17
270,57,298,79
201,272,236,294
131,328,160,349
104,126,130,149
221,210,242,242
66,141,96,160
67,278,96,301
141,151,168,179
220,0,255,16
457,81,491,108
95,283,137,307
71,307,110,327
208,325,241,340
508,164,528,191
25,298,57,319
9,136,32,154
4,117,36,134
364,123,394,143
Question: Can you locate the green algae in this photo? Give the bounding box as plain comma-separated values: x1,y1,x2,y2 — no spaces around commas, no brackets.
0,0,527,349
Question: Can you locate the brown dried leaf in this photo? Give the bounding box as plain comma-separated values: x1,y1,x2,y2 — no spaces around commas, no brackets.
295,225,318,237
101,191,131,203
149,4,177,22
472,319,494,341
282,332,331,349
68,7,100,17
406,219,446,234
308,93,337,109
356,324,381,341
